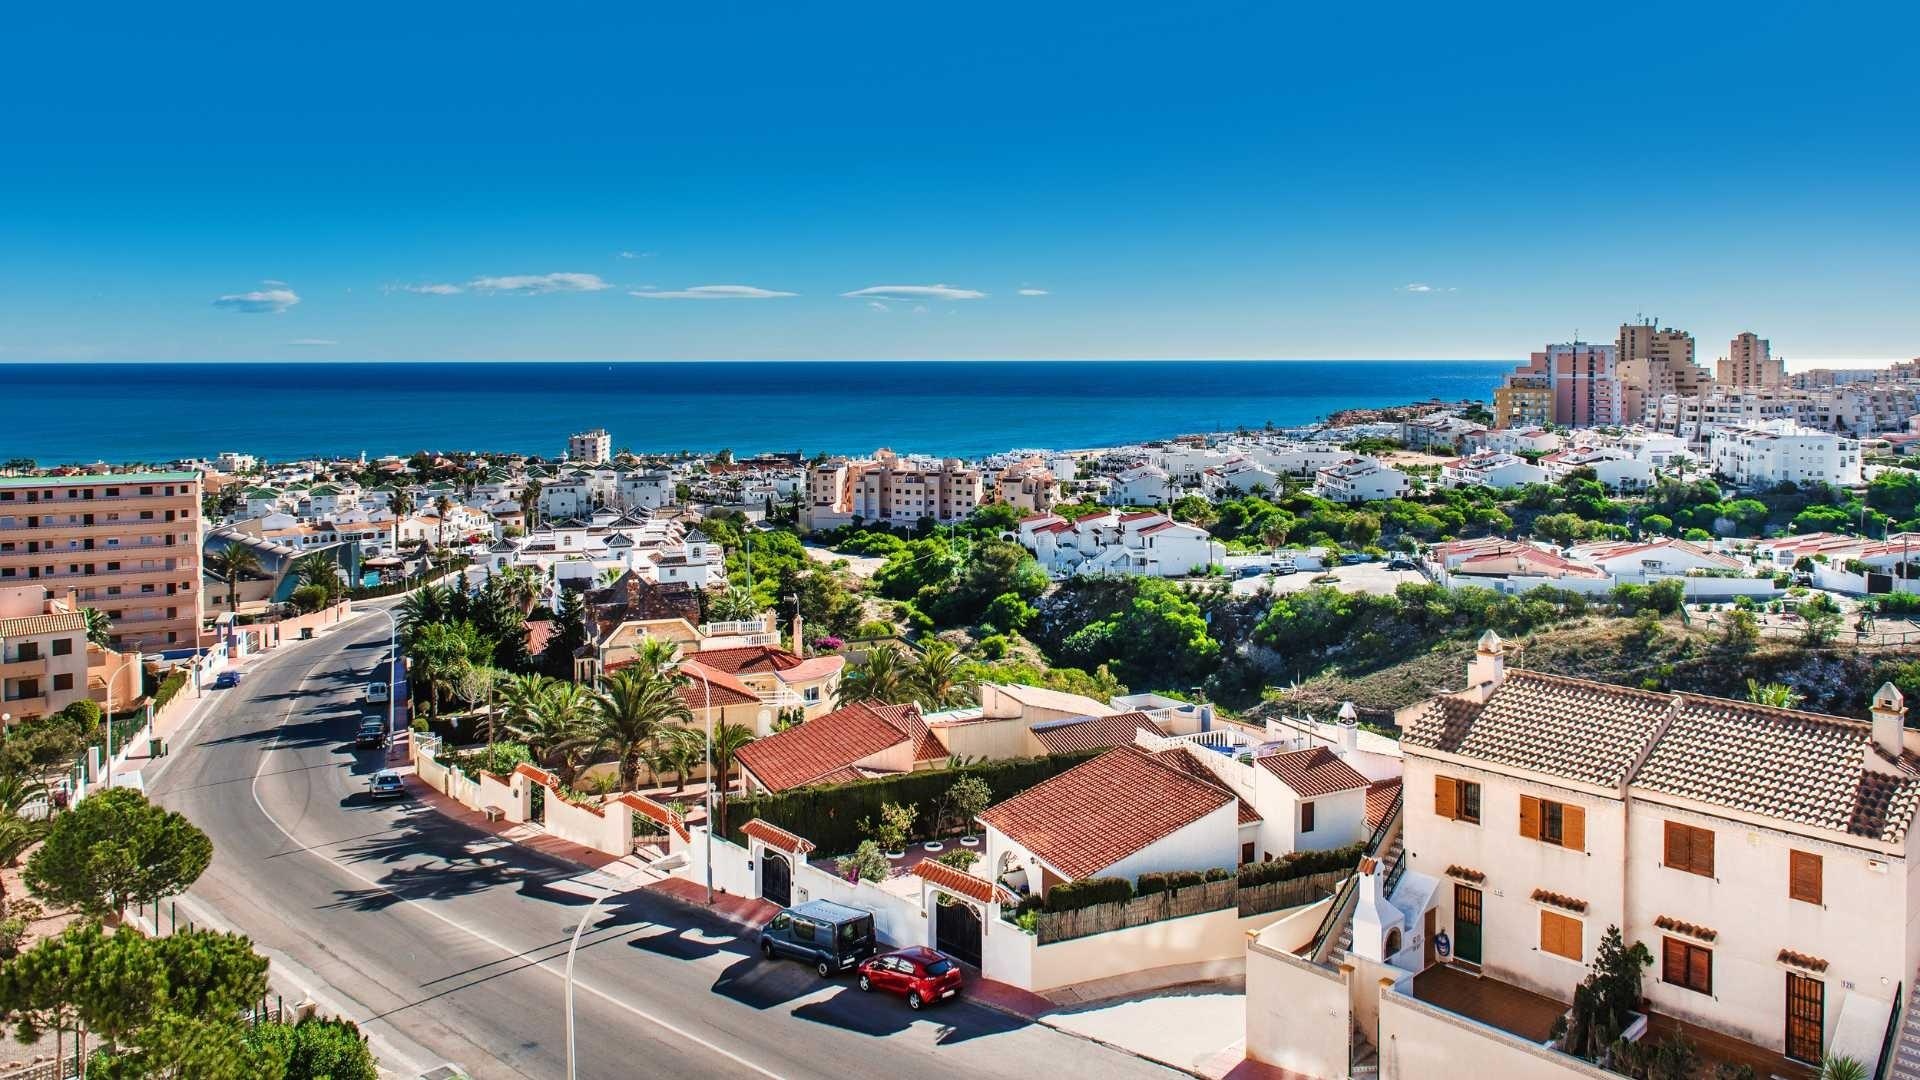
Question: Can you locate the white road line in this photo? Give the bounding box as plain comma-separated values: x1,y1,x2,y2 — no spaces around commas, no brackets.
246,638,785,1080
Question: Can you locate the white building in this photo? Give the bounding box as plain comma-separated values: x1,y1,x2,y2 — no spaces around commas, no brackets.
1217,457,1281,494
1313,458,1409,504
1017,510,1224,578
568,429,612,464
1439,451,1549,491
1104,464,1176,506
1708,421,1862,488
1538,446,1655,491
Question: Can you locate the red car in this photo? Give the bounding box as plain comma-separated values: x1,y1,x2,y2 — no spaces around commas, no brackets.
856,946,963,1009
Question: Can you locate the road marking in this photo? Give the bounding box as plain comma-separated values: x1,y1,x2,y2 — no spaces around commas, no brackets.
247,631,785,1080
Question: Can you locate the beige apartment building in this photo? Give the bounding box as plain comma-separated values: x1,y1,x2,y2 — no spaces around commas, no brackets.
1617,320,1709,423
1719,330,1785,387
801,449,983,531
0,473,204,651
994,458,1060,515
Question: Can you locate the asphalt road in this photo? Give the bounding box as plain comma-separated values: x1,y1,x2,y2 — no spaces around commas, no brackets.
146,609,1179,1080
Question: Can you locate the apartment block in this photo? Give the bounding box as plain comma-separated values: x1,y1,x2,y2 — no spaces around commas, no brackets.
567,428,612,464
0,584,91,722
0,472,204,651
1719,331,1785,388
1492,380,1552,430
994,458,1059,515
1708,421,1862,489
800,449,982,531
1501,343,1622,427
1616,321,1709,424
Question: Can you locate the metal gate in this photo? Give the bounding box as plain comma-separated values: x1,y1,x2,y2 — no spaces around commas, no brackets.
529,783,545,826
761,851,791,907
1453,884,1483,965
934,897,982,967
1786,972,1823,1063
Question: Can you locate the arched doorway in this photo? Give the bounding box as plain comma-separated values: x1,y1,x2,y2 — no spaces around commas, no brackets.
934,896,982,967
760,851,791,907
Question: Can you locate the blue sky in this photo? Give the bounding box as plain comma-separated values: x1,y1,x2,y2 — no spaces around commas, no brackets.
2,2,1916,363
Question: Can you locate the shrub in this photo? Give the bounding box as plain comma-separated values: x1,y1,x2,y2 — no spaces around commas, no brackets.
976,634,1011,660
1044,876,1132,913
1237,841,1366,886
448,741,531,780
57,699,102,733
837,840,890,883
149,669,190,714
246,1017,379,1080
861,801,917,852
1136,870,1210,896
1203,866,1232,882
933,848,980,873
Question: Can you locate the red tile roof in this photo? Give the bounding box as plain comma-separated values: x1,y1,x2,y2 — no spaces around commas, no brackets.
615,793,690,842
1145,747,1261,824
1028,711,1165,755
977,745,1235,879
1366,778,1403,829
692,645,807,675
675,660,762,708
1118,511,1163,522
524,619,555,656
1136,521,1178,535
870,701,947,762
734,701,917,792
741,818,816,855
1257,747,1371,798
911,859,1016,905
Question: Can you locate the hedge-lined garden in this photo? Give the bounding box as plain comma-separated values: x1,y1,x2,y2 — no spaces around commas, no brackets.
1237,841,1366,886
723,751,1101,856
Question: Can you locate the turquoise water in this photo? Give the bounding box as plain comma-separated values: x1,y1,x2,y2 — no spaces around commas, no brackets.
0,360,1509,463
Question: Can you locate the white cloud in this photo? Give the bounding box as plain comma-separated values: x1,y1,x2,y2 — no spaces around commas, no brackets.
261,278,289,287
397,282,464,295
469,272,611,295
841,284,986,301
1017,288,1049,296
213,285,300,314
618,250,656,260
867,301,890,312
287,338,337,347
629,284,796,300
1400,283,1456,293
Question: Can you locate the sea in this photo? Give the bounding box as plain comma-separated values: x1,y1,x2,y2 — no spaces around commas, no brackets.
0,360,1511,464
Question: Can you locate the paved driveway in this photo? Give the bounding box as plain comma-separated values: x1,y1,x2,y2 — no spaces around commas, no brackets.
1224,562,1423,596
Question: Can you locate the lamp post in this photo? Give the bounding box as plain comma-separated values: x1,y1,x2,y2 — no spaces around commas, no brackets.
563,885,610,1080
683,665,716,904
370,606,398,739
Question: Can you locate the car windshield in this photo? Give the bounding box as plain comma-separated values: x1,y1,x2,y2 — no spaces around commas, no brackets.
924,958,955,975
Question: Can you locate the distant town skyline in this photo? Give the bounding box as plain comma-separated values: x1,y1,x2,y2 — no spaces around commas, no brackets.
2,4,1916,363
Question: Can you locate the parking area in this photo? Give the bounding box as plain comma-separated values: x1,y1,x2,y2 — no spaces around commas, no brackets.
1223,561,1423,596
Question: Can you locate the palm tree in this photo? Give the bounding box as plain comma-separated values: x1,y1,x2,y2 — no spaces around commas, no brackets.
495,566,543,614
407,621,489,720
435,495,455,545
908,641,975,709
507,677,597,785
630,637,683,680
706,721,756,833
592,668,692,791
80,608,112,649
841,643,910,705
1746,679,1804,709
652,728,704,793
204,544,264,614
292,553,345,602
519,480,542,531
0,773,50,910
708,586,762,623
389,488,414,552
397,583,451,635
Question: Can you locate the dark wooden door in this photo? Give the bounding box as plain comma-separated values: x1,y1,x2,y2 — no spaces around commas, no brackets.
1454,885,1483,965
761,852,791,907
935,898,982,967
1786,972,1823,1063
1424,908,1438,967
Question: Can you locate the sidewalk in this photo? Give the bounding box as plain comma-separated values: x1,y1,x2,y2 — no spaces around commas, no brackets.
402,776,664,890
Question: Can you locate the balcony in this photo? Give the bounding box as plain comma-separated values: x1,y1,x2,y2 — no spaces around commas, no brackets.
0,658,47,679
0,694,51,718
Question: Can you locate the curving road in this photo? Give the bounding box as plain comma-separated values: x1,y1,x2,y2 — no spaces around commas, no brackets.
146,608,1180,1080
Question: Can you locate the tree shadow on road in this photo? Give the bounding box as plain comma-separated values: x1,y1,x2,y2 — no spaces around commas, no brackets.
319,808,588,912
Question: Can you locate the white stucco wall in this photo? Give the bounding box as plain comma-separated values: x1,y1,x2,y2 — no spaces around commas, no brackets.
1099,802,1241,884
1245,940,1352,1079
1378,987,1616,1080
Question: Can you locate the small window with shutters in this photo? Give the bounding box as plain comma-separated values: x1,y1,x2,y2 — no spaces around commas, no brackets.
1662,937,1712,995
1435,776,1482,824
1789,850,1822,905
1664,821,1715,877
1519,796,1585,851
1539,909,1582,961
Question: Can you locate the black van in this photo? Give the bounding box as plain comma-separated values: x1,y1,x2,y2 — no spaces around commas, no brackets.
758,900,877,977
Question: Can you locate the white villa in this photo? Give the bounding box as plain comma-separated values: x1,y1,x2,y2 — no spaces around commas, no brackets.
1016,510,1224,578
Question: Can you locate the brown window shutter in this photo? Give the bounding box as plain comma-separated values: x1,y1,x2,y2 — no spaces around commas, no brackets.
1662,938,1685,984
1689,945,1712,994
1664,820,1689,869
1519,795,1541,841
1561,804,1586,852
1696,827,1715,877
1790,850,1822,904
1435,776,1457,820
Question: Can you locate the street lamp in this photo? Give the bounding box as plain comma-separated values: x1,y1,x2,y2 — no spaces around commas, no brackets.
367,607,399,740
682,664,716,904
563,885,611,1080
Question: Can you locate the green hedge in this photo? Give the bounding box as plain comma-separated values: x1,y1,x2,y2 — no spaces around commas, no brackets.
1137,869,1230,896
723,751,1100,856
149,669,189,714
1044,876,1132,912
1238,841,1366,887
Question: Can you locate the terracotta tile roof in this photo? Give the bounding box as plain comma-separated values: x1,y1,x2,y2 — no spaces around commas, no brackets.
1777,949,1828,973
674,661,762,709
0,612,86,637
1144,747,1260,824
1365,778,1403,830
1530,889,1588,914
1257,746,1371,798
1029,711,1165,755
524,619,555,656
1403,671,1674,787
692,645,807,675
615,793,689,842
1136,521,1178,536
869,701,947,763
1654,915,1717,942
911,859,1016,905
1635,694,1920,843
1445,865,1486,883
741,818,815,855
976,745,1234,880
1117,511,1162,522
733,701,913,792
774,656,845,683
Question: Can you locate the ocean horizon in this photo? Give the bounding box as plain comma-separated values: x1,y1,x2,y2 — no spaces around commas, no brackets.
0,359,1512,464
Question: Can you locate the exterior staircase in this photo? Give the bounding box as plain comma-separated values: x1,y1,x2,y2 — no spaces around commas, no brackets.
1890,980,1920,1079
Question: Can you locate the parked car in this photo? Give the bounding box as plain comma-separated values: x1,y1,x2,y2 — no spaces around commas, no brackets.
365,681,389,703
212,670,241,689
1270,564,1298,576
355,717,387,749
367,770,406,800
1236,565,1264,578
757,900,877,977
1387,557,1418,570
857,946,963,1009
1339,553,1373,565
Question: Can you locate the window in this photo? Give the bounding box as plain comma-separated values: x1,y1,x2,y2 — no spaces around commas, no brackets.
15,643,38,662
1540,910,1582,962
1240,841,1255,865
1789,850,1822,905
51,638,72,657
1664,821,1715,877
1434,776,1482,824
1520,796,1585,851
1662,937,1712,995
52,673,73,692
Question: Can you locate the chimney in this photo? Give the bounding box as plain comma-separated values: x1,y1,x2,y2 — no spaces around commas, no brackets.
1467,630,1507,696
1337,701,1359,754
1871,682,1906,758
791,610,804,657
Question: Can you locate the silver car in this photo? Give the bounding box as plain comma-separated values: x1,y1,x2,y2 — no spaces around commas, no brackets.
367,770,406,800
